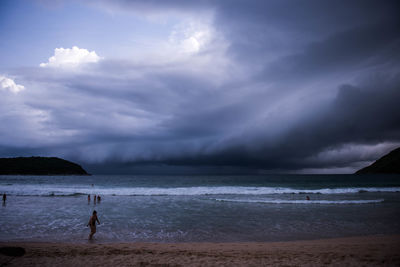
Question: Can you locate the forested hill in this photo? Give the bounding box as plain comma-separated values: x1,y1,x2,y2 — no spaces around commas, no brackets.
0,157,89,175
356,147,400,174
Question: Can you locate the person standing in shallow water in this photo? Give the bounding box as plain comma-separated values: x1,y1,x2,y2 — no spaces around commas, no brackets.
87,210,100,240
2,193,6,203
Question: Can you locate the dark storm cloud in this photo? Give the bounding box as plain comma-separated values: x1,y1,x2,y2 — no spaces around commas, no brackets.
107,0,399,63
2,0,400,173
260,20,400,83
217,0,400,50
160,73,400,170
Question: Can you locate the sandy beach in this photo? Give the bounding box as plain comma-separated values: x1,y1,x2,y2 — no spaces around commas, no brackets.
1,235,399,266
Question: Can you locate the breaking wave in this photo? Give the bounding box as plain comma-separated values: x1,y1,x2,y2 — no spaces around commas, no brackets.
213,198,385,204
0,185,399,196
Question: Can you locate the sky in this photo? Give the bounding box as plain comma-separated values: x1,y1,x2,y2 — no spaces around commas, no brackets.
0,0,399,174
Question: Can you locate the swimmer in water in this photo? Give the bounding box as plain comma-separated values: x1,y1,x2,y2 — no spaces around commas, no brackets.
87,210,100,240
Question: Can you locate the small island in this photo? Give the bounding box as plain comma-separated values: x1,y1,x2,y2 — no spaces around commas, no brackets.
356,147,400,174
0,157,89,175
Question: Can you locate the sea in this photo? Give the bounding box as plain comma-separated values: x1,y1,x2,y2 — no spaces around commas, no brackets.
1,174,400,243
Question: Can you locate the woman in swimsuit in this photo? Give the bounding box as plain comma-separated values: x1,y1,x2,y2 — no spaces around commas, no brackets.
87,210,100,240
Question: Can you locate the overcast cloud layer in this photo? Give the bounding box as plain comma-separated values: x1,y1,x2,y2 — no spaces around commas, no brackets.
0,0,399,173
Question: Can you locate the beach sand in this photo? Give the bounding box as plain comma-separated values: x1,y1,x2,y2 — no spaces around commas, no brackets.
1,235,399,266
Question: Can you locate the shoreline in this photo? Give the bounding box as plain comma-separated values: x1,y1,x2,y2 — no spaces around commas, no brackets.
1,235,399,266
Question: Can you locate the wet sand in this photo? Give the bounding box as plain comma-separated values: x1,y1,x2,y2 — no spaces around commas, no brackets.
1,235,399,266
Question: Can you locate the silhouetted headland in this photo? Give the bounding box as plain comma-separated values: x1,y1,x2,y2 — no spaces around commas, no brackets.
356,147,400,174
0,157,89,175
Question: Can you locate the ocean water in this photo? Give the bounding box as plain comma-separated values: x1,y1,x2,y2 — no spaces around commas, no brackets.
1,174,400,243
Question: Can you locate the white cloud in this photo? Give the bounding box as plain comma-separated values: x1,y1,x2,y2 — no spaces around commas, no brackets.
0,75,25,93
168,20,213,54
40,46,101,68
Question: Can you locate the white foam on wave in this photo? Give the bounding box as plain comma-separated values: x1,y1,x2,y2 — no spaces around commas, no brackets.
0,184,399,196
214,198,385,204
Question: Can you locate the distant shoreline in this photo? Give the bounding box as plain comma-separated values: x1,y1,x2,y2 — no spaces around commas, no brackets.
1,235,399,266
0,157,89,176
